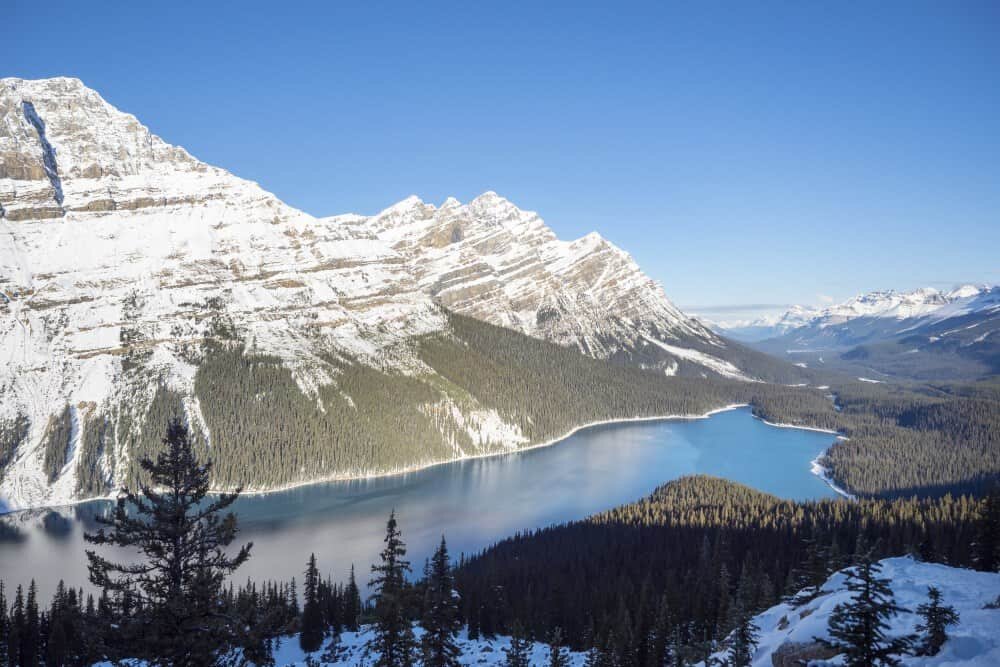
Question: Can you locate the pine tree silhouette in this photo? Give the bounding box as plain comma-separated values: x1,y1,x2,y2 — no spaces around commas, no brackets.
84,418,256,666
421,536,462,667
817,549,913,667
300,553,325,653
914,586,959,656
367,511,417,667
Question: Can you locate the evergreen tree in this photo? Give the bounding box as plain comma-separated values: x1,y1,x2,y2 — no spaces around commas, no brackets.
784,535,831,604
724,603,758,667
344,565,362,632
646,595,672,667
503,621,532,667
0,583,7,667
548,627,570,667
367,511,416,667
421,537,462,667
817,551,912,667
22,581,39,667
8,586,23,667
84,418,256,666
300,553,325,653
289,577,300,618
45,581,71,667
973,486,1000,572
914,586,959,657
669,625,685,667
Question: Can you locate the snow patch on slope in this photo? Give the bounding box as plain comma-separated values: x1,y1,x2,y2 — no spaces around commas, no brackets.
642,335,754,381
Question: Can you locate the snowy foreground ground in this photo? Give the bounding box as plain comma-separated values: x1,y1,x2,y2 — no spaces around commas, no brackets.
269,627,588,666
96,557,998,666
699,557,1000,667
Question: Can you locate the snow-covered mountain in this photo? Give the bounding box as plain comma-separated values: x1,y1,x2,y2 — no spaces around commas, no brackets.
701,557,1000,667
719,286,995,343
792,286,991,329
0,77,750,511
741,285,1000,380
704,305,821,342
331,190,731,373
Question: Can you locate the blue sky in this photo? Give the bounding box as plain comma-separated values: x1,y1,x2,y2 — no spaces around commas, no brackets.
6,1,999,312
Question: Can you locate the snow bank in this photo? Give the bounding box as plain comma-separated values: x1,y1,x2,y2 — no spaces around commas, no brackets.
701,557,1000,667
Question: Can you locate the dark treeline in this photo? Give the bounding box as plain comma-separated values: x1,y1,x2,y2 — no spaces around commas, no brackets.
0,574,361,667
451,475,997,665
2,474,998,665
817,381,1000,497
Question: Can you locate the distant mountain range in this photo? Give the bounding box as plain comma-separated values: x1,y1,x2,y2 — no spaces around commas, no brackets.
0,77,798,510
715,285,1000,381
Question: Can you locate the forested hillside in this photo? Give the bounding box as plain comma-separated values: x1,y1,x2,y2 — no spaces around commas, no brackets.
50,312,1000,501
453,475,992,664
37,312,835,497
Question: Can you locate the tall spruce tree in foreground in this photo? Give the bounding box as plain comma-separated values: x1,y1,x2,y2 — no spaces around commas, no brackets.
23,581,39,667
85,418,256,666
914,586,959,656
300,554,325,653
421,537,462,667
725,603,759,667
9,586,25,667
367,511,416,667
344,565,362,632
973,486,1000,572
817,550,912,667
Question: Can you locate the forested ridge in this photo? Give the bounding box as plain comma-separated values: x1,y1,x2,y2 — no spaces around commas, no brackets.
51,312,843,496
423,314,1000,498
452,475,995,664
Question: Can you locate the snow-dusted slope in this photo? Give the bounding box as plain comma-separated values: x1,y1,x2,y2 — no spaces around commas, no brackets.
702,557,1000,667
263,627,588,667
742,285,1000,380
0,77,747,511
331,191,727,373
741,285,997,350
769,286,992,337
705,305,821,342
796,286,996,329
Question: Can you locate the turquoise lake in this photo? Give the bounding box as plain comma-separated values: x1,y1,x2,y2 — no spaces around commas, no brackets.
0,407,839,599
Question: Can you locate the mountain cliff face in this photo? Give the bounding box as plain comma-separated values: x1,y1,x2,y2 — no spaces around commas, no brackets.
333,190,730,374
0,77,759,511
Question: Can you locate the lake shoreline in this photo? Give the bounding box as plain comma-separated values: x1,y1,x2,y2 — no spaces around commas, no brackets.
0,402,847,515
749,415,852,499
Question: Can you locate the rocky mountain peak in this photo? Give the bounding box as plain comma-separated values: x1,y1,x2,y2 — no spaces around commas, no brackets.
0,76,279,223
